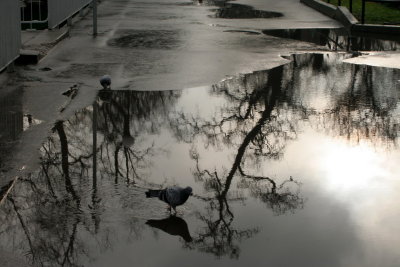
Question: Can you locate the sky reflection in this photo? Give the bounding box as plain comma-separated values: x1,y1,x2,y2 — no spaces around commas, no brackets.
1,53,400,267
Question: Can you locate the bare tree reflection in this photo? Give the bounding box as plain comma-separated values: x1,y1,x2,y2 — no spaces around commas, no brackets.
186,151,259,259
0,53,399,266
0,90,181,266
96,90,180,185
172,65,304,208
167,67,305,258
286,54,400,147
173,54,398,258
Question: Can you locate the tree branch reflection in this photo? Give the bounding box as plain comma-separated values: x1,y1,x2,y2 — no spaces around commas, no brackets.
0,53,399,266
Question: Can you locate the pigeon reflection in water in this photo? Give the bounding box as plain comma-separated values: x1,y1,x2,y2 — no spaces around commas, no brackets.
146,216,193,242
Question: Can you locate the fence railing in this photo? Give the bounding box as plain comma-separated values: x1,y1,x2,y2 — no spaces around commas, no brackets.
20,0,48,30
21,0,92,29
0,0,21,71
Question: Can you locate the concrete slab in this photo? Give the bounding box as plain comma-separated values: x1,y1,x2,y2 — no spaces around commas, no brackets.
335,6,358,27
21,27,70,59
16,49,41,64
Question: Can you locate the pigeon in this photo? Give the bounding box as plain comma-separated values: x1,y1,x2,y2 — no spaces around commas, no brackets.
100,75,111,90
146,216,192,242
62,84,78,98
145,186,193,213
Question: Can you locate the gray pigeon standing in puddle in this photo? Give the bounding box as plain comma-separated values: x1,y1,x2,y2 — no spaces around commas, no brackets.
145,186,193,213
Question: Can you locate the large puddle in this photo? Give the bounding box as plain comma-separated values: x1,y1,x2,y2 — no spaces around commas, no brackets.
1,53,400,266
211,3,283,19
107,30,182,49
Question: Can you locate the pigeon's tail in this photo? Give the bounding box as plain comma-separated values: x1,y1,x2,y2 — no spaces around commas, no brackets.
145,189,161,198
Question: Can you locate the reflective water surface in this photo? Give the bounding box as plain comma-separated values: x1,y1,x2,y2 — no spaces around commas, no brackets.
211,3,283,19
0,88,24,170
0,87,41,171
1,53,400,266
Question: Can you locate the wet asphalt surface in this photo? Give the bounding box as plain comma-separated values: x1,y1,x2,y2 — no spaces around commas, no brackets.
1,0,400,266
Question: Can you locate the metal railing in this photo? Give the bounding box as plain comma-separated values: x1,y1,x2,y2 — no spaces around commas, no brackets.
21,0,92,30
328,0,400,24
20,0,48,30
0,0,21,71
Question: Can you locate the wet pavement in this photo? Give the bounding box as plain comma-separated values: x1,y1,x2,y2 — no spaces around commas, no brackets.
1,53,400,266
1,0,400,266
263,28,400,51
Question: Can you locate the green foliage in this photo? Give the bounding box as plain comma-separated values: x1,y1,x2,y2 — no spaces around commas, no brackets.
324,0,400,24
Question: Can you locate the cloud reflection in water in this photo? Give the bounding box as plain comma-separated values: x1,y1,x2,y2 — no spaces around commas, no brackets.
0,53,399,266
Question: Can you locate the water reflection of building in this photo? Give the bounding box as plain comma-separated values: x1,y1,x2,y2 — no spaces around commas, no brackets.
0,87,24,167
0,88,23,140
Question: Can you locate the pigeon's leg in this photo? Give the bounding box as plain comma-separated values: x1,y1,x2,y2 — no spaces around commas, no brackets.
168,205,172,213
172,206,177,214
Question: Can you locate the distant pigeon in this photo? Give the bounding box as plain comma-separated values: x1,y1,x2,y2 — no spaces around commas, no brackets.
146,216,193,242
100,75,111,90
62,84,78,98
146,186,193,213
